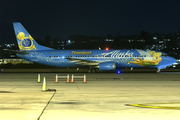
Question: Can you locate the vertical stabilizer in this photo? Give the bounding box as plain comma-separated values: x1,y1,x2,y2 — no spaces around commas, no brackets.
13,22,54,51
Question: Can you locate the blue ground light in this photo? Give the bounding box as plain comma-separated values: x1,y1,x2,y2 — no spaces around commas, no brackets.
117,70,121,74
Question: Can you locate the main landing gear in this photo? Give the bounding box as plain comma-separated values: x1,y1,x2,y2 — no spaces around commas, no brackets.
88,68,97,73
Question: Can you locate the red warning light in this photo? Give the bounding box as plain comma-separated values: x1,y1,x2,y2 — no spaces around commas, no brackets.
105,47,109,50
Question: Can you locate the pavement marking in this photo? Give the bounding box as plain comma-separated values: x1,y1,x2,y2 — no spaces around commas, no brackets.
76,84,80,90
38,89,56,120
9,87,20,91
127,102,180,110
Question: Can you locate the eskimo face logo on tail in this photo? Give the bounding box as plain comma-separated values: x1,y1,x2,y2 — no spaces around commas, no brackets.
17,32,36,50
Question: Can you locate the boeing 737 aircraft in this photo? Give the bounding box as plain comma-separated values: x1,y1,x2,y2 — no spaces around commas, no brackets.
7,22,177,73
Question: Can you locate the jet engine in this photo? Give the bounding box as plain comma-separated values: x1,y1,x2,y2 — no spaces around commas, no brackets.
99,62,116,71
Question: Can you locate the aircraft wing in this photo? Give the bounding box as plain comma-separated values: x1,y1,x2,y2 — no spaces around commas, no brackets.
3,49,29,54
66,58,104,66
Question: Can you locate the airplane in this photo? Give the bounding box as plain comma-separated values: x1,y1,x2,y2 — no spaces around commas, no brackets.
6,22,177,73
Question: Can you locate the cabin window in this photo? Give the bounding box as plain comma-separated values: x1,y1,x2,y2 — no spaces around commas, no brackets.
49,56,51,57
144,55,146,57
119,55,121,57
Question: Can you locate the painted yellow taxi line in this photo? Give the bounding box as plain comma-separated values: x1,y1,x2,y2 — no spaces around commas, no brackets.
127,102,180,110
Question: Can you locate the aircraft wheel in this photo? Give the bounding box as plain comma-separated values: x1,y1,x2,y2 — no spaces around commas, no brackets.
91,69,96,73
157,69,160,73
87,69,91,73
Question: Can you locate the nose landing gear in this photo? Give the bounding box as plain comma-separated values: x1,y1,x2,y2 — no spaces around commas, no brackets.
157,69,161,73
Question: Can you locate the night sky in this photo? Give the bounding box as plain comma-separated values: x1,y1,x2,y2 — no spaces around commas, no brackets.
1,0,180,43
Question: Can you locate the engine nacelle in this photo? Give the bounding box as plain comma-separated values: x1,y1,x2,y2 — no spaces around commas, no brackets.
99,62,116,71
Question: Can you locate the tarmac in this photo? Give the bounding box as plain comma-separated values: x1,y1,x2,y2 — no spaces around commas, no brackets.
0,72,180,120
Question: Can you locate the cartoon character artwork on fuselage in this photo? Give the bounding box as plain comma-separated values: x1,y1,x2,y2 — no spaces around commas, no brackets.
128,51,162,67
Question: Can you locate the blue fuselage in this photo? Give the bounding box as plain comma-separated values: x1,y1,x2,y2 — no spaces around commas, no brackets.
16,49,177,70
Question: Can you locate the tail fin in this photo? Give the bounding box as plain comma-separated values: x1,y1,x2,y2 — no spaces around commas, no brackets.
13,22,54,51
